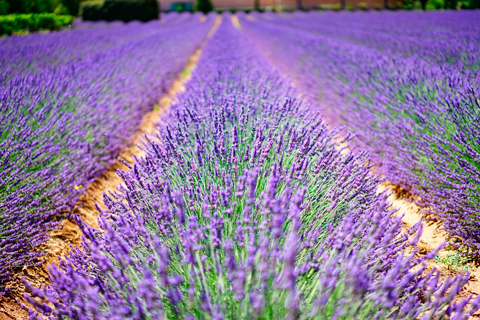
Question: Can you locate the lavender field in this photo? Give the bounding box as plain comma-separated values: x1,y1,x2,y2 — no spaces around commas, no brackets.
1,10,480,320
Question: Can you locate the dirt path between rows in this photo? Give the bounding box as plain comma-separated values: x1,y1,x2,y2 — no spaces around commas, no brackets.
379,183,480,311
0,15,221,320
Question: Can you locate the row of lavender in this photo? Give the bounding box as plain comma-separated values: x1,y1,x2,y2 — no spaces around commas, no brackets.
1,12,205,76
0,13,215,293
24,17,479,319
239,11,480,252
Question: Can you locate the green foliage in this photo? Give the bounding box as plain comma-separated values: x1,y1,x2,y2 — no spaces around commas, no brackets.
455,0,480,7
426,0,444,8
81,0,159,22
1,0,83,15
53,12,75,24
80,1,102,20
195,0,213,13
470,0,480,8
0,0,10,14
36,0,53,12
6,0,34,13
61,0,82,16
434,249,474,272
0,13,74,36
1,0,154,17
171,2,192,12
422,0,480,9
333,3,342,10
4,0,56,13
346,4,355,10
318,3,342,10
358,2,368,9
444,0,457,8
53,3,70,14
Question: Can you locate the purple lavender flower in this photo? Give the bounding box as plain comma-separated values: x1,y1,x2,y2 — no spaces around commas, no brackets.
0,13,216,291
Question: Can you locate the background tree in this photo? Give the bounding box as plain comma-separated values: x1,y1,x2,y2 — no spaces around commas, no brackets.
2,0,91,15
0,0,10,14
195,0,213,13
444,0,458,8
61,0,81,15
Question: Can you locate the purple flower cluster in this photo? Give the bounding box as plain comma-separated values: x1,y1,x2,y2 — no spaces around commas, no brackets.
239,11,480,252
0,13,215,293
23,16,479,319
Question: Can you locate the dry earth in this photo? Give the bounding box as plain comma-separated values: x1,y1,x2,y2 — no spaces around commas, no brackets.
231,14,241,28
0,15,221,320
378,182,480,317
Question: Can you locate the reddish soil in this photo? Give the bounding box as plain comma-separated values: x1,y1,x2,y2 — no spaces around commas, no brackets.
0,16,221,320
231,15,241,28
378,183,480,316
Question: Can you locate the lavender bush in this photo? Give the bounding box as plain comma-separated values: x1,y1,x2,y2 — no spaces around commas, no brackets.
0,13,216,293
23,17,479,319
239,11,480,252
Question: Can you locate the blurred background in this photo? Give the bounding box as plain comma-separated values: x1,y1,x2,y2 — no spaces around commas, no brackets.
1,0,479,18
0,0,479,37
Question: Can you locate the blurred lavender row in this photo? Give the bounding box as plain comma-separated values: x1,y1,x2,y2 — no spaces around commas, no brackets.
24,16,479,319
240,11,480,252
1,12,205,76
0,13,215,293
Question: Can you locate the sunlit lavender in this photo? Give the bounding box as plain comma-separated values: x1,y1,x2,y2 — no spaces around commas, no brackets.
22,17,480,320
0,13,215,292
240,10,480,252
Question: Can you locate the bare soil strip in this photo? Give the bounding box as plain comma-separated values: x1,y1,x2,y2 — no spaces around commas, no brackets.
379,183,480,309
0,15,222,320
231,15,241,29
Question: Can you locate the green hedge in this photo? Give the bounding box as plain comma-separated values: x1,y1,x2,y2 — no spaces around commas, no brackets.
2,0,82,15
0,13,75,35
80,1,103,20
81,0,159,22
